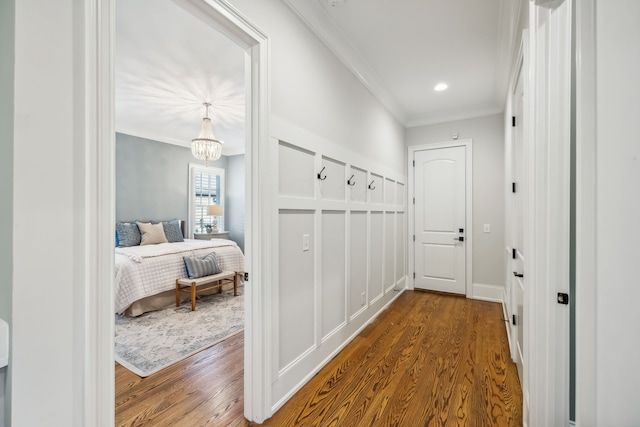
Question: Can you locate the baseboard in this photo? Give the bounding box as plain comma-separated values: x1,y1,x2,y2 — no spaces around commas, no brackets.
471,282,503,302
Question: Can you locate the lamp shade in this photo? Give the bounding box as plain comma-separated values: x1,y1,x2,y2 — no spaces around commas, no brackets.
208,204,224,216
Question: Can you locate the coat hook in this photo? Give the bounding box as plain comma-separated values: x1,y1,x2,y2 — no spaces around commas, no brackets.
368,180,375,190
317,166,327,180
347,174,356,186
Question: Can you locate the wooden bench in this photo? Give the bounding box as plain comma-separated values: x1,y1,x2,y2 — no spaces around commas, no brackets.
175,271,238,311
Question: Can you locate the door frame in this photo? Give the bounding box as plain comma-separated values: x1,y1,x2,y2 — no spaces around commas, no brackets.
85,0,272,424
407,140,473,298
526,1,572,425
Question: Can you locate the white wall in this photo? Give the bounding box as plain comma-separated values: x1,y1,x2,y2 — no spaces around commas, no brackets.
592,1,640,424
406,114,505,291
229,0,405,174
0,0,14,424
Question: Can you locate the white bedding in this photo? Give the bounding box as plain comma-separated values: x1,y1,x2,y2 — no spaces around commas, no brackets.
114,239,244,314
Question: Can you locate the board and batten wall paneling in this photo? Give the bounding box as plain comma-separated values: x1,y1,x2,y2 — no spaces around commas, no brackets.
396,212,406,282
321,211,346,339
369,212,384,303
384,212,396,291
349,167,367,203
349,211,368,318
278,210,315,371
320,157,346,201
279,142,315,199
369,173,383,204
273,130,406,410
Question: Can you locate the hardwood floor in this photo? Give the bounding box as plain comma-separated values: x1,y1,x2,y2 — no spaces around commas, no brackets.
115,290,522,426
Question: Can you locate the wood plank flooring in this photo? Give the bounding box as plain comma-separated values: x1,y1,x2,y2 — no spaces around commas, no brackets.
115,290,522,426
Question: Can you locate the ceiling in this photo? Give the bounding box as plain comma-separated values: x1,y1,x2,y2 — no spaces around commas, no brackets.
115,0,246,155
116,0,521,155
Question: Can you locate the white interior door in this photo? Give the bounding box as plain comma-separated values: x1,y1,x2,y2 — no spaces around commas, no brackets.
414,146,466,294
511,68,525,386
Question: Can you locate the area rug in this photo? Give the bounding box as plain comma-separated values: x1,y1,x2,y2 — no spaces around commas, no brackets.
115,287,244,377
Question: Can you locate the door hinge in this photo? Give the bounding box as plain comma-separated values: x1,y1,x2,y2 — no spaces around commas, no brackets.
413,272,416,279
512,182,516,193
244,272,249,282
512,248,517,259
413,197,415,205
557,293,569,305
413,235,415,242
512,314,517,325
512,116,516,127
413,160,415,167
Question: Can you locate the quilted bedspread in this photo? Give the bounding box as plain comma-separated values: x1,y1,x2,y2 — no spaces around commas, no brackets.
114,239,245,314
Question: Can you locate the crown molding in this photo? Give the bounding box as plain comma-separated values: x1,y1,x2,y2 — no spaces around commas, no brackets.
405,102,504,128
281,0,408,124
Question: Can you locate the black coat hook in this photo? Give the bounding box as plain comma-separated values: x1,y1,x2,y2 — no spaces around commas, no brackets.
368,180,375,190
317,166,327,180
347,174,356,186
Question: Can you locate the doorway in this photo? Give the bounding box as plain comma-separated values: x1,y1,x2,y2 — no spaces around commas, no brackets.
408,141,473,296
91,0,271,423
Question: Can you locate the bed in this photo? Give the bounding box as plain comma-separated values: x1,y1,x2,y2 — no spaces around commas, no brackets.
114,221,244,316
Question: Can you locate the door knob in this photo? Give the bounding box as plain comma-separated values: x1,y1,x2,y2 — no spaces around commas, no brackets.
513,271,524,278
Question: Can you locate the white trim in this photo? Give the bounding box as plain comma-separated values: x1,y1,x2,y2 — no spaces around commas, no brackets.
90,0,273,423
187,164,226,237
526,2,572,425
574,0,597,424
471,283,503,303
271,288,405,413
407,140,473,298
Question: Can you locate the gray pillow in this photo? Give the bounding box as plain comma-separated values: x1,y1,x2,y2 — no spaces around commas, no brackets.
115,222,141,247
162,219,184,243
183,252,221,279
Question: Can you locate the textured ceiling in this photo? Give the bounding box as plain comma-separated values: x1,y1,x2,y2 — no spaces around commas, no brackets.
115,0,246,155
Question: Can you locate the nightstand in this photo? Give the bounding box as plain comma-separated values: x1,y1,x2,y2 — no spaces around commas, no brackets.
193,231,230,240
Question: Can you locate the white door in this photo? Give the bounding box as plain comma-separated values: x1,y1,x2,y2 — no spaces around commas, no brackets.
511,67,525,385
414,146,466,294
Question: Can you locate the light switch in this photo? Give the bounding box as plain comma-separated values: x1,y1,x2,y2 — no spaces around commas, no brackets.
302,234,310,251
483,224,491,233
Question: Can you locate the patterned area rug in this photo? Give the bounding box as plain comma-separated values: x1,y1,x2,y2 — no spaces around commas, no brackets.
115,287,244,377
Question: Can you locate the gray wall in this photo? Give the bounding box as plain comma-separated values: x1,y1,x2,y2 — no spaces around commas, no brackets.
116,133,227,223
406,114,505,288
0,0,14,424
226,154,245,252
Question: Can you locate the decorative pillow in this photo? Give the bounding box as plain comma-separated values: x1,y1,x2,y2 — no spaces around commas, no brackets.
162,219,184,243
115,222,141,247
183,252,221,279
136,221,168,245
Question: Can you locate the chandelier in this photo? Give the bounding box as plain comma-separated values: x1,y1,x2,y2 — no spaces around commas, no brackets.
191,102,223,166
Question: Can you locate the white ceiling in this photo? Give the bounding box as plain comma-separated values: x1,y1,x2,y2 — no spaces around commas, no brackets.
284,0,521,126
115,0,246,155
116,0,521,155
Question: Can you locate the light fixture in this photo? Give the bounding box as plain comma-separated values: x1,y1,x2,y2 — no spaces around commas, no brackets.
434,83,448,92
191,102,223,166
207,204,224,233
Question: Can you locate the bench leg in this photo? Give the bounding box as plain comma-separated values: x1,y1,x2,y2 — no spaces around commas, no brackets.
191,282,197,311
176,279,181,307
233,273,238,296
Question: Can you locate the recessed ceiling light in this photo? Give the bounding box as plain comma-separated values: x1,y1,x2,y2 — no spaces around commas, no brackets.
434,83,448,92
327,0,346,6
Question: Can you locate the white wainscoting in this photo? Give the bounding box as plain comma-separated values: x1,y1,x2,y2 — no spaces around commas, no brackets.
270,117,407,412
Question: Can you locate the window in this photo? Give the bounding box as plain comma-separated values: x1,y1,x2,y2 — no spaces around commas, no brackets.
188,164,225,236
